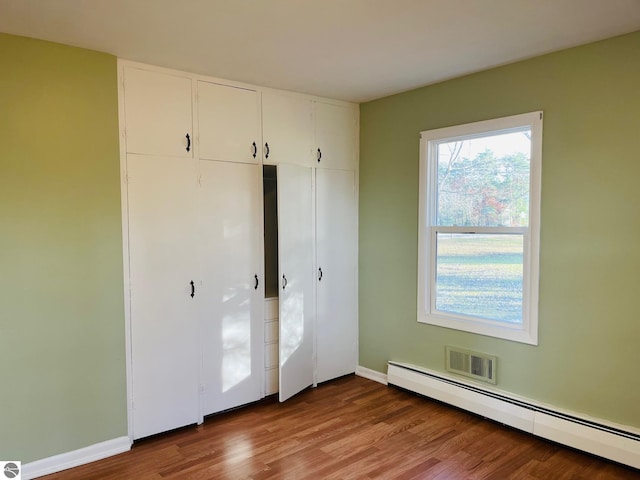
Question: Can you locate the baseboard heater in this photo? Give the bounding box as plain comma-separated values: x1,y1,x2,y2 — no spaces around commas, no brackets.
387,361,640,469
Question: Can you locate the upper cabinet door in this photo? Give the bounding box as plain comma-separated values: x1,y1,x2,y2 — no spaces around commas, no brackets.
315,102,358,171
198,81,260,164
262,91,314,166
123,67,193,157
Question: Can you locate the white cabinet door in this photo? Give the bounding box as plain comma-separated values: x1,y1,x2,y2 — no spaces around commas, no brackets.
262,91,314,166
123,67,193,157
198,160,264,415
315,102,357,170
316,169,358,383
127,154,199,439
198,82,260,164
277,163,314,401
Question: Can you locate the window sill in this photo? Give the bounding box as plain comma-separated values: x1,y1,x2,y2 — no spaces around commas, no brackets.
418,313,538,345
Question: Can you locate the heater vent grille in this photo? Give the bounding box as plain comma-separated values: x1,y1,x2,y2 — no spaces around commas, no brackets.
446,346,496,384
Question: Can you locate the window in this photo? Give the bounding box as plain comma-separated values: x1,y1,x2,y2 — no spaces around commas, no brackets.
418,112,542,344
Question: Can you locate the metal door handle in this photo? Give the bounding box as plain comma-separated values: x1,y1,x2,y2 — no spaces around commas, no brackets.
252,142,257,159
265,142,270,159
186,133,191,152
318,267,323,281
254,274,259,290
282,274,287,290
190,280,195,298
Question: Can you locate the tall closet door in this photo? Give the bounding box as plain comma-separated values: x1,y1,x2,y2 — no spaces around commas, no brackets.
127,154,199,439
277,163,314,401
198,81,260,164
198,160,264,414
123,67,193,157
316,169,358,383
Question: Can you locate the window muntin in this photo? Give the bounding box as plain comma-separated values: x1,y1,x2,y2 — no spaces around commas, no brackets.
418,112,542,344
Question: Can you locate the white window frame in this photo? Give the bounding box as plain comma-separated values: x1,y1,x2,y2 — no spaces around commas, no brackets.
418,112,542,345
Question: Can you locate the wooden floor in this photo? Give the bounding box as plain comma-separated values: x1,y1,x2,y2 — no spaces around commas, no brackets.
43,375,638,479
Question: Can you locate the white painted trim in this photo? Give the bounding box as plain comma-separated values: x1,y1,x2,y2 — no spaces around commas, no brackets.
387,362,640,469
388,362,640,436
353,107,360,374
356,365,388,385
388,363,534,432
417,111,542,345
116,58,135,444
119,59,259,94
534,412,640,470
118,59,356,108
312,166,318,388
22,437,131,479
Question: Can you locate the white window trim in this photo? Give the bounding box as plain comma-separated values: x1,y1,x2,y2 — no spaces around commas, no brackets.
417,112,542,345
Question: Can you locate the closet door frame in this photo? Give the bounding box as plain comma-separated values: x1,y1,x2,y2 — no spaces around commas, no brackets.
118,59,358,441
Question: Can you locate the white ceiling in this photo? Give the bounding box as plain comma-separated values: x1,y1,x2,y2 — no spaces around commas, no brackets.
1,0,639,102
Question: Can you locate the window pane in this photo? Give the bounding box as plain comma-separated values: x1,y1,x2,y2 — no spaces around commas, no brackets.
436,130,530,227
435,233,523,323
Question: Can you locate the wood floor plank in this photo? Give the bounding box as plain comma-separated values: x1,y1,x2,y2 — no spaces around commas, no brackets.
41,375,639,479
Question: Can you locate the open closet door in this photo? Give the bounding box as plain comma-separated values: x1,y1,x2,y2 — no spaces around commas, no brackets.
277,163,314,402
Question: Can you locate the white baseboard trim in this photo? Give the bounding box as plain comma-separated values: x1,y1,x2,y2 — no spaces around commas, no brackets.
387,361,640,470
23,436,131,479
356,365,388,385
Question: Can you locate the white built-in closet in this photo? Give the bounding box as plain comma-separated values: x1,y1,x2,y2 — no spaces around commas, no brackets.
119,61,358,440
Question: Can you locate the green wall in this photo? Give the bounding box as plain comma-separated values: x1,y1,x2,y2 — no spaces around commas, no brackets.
359,31,640,427
0,34,127,462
